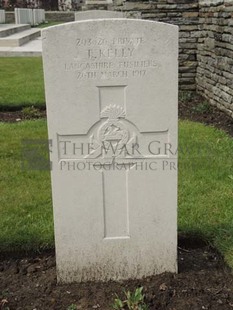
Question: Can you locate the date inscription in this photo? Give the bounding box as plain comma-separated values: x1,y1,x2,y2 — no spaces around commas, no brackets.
64,36,161,80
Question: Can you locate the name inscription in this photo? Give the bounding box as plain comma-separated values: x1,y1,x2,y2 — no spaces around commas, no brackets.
64,36,161,80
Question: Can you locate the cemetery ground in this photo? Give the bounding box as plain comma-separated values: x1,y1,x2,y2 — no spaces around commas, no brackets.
0,58,233,309
38,22,64,29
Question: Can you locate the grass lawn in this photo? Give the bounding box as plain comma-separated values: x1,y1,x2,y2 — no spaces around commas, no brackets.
0,120,233,267
0,58,45,110
0,120,53,252
37,21,65,28
178,121,233,267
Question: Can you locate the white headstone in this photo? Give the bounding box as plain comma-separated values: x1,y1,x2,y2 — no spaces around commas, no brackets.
0,10,5,24
33,9,45,25
75,10,124,21
15,8,33,25
42,19,178,283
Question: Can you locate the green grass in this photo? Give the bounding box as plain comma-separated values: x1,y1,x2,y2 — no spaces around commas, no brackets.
0,58,45,110
0,120,53,252
0,120,233,267
37,21,65,28
178,121,233,266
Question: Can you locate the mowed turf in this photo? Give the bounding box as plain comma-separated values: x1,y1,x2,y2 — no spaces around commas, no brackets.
178,121,233,267
0,120,232,268
0,58,45,110
0,120,53,252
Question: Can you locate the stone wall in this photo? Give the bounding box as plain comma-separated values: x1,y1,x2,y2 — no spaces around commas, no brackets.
196,0,233,117
81,0,200,91
4,1,233,116
45,11,74,22
5,11,14,23
113,0,199,91
6,11,75,23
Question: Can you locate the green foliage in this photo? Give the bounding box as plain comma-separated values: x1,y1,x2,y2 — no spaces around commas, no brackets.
191,102,211,113
112,287,149,310
67,304,77,310
179,91,194,103
22,106,41,119
9,0,17,5
0,292,10,310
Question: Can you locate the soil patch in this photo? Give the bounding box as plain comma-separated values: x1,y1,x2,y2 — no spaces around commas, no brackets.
179,93,233,137
0,93,233,138
0,109,46,123
1,237,233,310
